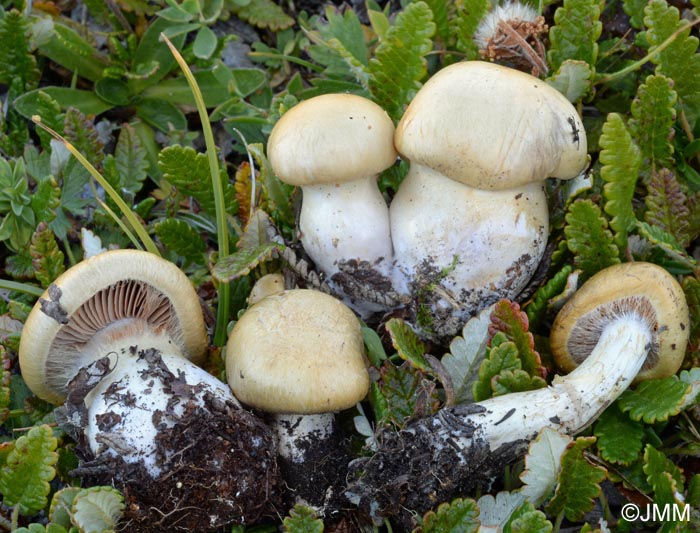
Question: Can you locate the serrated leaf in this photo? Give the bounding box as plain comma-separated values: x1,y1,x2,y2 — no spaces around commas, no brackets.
0,424,58,515
525,265,574,330
505,501,553,533
644,0,700,128
477,491,526,530
545,437,607,522
30,223,65,288
629,74,677,175
212,242,284,282
593,403,645,465
32,91,65,149
452,0,491,59
492,369,547,397
488,300,545,379
0,10,41,91
442,304,493,404
234,162,254,226
679,368,700,408
231,0,294,31
282,504,323,532
644,444,684,504
368,1,436,120
376,361,438,427
114,123,149,196
31,177,61,227
546,60,594,103
472,336,521,401
417,497,479,532
624,0,648,28
63,107,104,170
421,0,450,44
71,486,124,533
154,219,206,264
0,345,11,423
158,145,235,216
520,428,574,506
644,169,691,248
600,113,642,253
386,318,429,371
618,377,691,423
564,199,620,278
248,143,294,227
49,487,81,528
547,0,602,72
636,221,696,273
682,277,700,366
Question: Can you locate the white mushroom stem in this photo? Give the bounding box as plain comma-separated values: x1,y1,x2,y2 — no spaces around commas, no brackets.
274,413,336,464
346,314,652,522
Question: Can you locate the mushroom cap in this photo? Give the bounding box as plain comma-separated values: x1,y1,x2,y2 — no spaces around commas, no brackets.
267,94,397,186
19,250,208,404
394,61,588,190
226,289,369,414
550,262,689,382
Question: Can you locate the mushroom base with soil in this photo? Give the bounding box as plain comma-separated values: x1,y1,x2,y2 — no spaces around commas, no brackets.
57,346,281,532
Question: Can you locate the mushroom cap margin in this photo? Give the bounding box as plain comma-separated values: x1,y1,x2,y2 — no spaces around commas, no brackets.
19,250,208,404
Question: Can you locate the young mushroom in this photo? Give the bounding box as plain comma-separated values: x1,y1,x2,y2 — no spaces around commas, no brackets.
390,61,588,341
346,262,689,526
267,94,398,316
19,249,280,531
226,288,369,515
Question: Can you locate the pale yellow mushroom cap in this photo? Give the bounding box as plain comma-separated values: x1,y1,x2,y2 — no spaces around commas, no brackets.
550,262,689,382
19,250,208,404
226,289,369,414
395,61,588,190
267,94,397,186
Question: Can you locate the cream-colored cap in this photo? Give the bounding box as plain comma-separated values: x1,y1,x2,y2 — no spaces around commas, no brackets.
550,262,689,382
267,94,397,186
395,61,588,190
226,289,369,414
19,250,208,404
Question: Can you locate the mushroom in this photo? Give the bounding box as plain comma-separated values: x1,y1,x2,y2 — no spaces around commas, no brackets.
19,249,280,531
346,262,688,525
226,288,369,514
267,94,397,316
389,61,588,341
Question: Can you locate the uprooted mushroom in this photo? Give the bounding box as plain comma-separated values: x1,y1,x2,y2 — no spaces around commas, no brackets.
390,60,589,342
19,249,280,531
345,262,689,527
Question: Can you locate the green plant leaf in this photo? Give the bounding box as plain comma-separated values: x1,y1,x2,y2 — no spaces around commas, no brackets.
547,0,602,72
593,403,645,465
682,276,700,367
628,74,677,174
442,304,492,404
193,26,218,59
38,22,107,83
231,0,295,31
636,220,696,272
386,317,429,371
71,486,124,533
644,0,700,128
368,1,436,120
472,335,521,401
136,98,187,132
644,444,684,503
618,377,691,423
13,87,114,118
564,199,620,278
477,492,527,530
129,16,187,93
421,0,450,44
525,265,574,330
155,219,206,264
376,361,438,427
504,501,553,533
49,487,80,528
114,123,149,196
30,223,65,288
452,0,491,59
417,497,480,532
600,113,641,254
520,428,574,506
0,10,40,91
0,424,58,515
488,300,545,379
158,144,236,216
644,169,691,248
545,436,607,522
64,107,105,169
623,0,647,28
546,60,594,103
0,345,11,424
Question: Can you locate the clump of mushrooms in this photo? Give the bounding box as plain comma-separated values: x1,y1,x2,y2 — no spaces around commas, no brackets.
267,93,398,317
226,288,369,515
19,249,280,531
389,61,588,341
346,262,689,526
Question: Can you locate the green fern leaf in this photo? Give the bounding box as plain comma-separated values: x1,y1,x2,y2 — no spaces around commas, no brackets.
546,60,594,103
644,0,700,128
564,199,620,278
600,113,641,253
0,345,11,424
547,0,602,72
629,74,677,176
453,0,491,59
644,444,685,503
525,265,574,330
33,91,65,149
377,361,438,427
472,335,521,401
488,300,545,378
419,497,480,532
0,425,58,515
282,504,324,533
421,0,450,44
386,318,430,372
593,403,645,465
158,145,236,216
636,220,696,271
623,0,647,29
155,219,206,264
231,0,294,31
63,108,105,170
618,377,691,423
545,436,607,522
114,123,149,196
505,502,553,533
644,169,691,248
0,10,40,90
30,223,65,288
368,1,436,120
71,486,124,532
